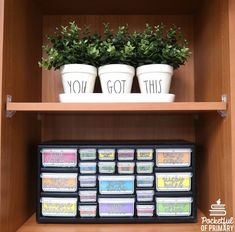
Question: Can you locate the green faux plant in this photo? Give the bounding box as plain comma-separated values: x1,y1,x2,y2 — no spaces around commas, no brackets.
39,22,191,70
39,22,101,70
99,24,135,66
131,24,191,69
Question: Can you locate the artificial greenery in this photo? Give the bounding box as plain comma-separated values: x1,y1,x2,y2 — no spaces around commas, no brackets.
39,22,191,70
39,22,101,70
99,24,135,66
131,24,191,69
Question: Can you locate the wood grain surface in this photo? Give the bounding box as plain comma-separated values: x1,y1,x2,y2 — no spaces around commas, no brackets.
17,211,204,232
6,102,226,112
0,0,4,229
194,0,233,217
38,0,197,15
229,0,235,217
0,0,42,231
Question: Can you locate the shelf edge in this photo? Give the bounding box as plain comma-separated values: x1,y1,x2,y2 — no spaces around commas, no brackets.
6,102,227,113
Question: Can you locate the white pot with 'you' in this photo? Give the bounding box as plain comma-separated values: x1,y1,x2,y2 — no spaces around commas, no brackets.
60,64,97,94
137,64,173,94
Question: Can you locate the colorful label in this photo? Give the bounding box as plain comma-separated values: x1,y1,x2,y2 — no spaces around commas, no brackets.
79,176,96,187
79,163,96,174
42,151,77,167
99,162,115,174
137,176,154,187
118,163,135,173
137,195,153,201
156,150,191,167
156,173,192,191
98,150,115,160
156,200,191,216
79,205,97,217
41,198,77,217
99,166,115,173
79,149,96,160
79,191,97,202
137,205,154,217
42,177,77,192
137,190,154,202
117,149,134,160
136,162,153,173
118,166,134,173
80,181,96,187
137,149,153,160
137,180,153,187
99,200,134,217
80,196,96,202
99,179,134,194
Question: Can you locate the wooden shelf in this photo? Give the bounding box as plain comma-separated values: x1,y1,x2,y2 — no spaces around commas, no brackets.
6,102,226,113
17,210,204,232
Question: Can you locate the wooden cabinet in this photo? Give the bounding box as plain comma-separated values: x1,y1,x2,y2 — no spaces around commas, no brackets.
0,0,234,231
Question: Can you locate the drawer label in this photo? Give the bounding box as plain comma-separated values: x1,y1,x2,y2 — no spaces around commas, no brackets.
99,151,115,160
156,173,192,191
41,198,77,217
137,162,153,173
99,180,134,194
42,151,77,167
80,166,96,173
99,198,135,217
42,178,77,192
137,149,153,160
79,205,97,217
79,149,96,160
99,166,115,173
156,198,192,216
156,151,191,167
42,202,76,216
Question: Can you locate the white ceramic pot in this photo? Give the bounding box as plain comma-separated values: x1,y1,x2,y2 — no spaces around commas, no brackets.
98,64,135,94
137,64,173,94
60,64,97,94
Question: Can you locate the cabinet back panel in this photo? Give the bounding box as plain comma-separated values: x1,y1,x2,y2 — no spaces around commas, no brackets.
38,0,197,15
42,114,195,142
42,15,194,102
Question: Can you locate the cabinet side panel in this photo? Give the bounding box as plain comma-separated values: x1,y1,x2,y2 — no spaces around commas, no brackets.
195,0,233,217
229,0,235,217
0,0,4,229
1,0,42,231
196,113,232,216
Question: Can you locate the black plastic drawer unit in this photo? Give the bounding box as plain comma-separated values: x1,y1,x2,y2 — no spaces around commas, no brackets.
37,141,197,223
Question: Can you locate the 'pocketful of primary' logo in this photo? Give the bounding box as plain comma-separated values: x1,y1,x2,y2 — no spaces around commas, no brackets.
209,199,226,217
201,199,233,232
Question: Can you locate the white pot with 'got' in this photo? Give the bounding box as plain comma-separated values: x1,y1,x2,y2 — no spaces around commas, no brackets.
137,64,173,94
98,64,135,94
60,64,97,94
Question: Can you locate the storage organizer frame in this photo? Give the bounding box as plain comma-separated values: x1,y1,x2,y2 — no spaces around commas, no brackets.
0,0,235,231
37,141,197,223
